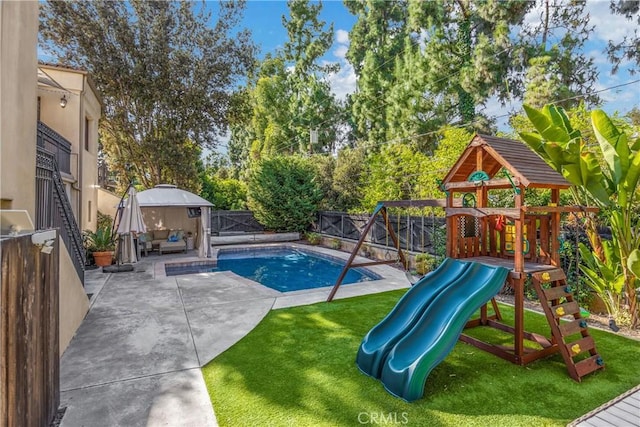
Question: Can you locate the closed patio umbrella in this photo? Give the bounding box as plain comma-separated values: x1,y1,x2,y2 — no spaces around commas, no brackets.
116,186,146,264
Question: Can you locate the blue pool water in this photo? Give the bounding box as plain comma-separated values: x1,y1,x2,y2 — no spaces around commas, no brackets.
165,247,380,292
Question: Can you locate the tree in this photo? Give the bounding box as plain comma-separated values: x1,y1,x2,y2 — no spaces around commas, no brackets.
385,37,447,153
416,127,474,201
408,0,532,126
40,1,255,192
607,0,640,74
332,147,367,212
521,104,640,327
519,0,600,108
236,1,343,160
200,175,247,210
246,156,323,232
360,142,431,211
345,0,409,147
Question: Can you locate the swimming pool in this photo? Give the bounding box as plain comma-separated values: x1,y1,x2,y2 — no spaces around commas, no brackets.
165,247,380,292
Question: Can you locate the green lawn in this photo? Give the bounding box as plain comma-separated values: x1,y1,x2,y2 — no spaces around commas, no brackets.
202,290,640,426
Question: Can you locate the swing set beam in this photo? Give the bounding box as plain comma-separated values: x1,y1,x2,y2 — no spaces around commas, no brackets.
326,200,449,302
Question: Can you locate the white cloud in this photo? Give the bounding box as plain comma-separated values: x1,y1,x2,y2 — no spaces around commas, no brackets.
333,45,348,59
336,29,349,45
586,1,637,44
326,61,356,101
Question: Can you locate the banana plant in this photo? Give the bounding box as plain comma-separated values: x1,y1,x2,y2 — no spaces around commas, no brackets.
578,241,624,319
521,105,639,327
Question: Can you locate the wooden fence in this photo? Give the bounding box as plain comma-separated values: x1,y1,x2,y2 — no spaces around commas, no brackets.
1,234,60,427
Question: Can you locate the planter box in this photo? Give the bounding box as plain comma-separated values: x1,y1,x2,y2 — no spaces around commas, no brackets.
211,232,300,246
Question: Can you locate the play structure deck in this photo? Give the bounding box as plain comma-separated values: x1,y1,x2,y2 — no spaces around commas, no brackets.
332,134,605,400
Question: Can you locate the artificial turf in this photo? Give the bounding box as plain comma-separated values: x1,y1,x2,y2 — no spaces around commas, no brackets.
202,290,640,426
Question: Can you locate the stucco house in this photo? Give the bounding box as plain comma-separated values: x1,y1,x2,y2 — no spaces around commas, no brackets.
1,1,96,354
38,63,102,233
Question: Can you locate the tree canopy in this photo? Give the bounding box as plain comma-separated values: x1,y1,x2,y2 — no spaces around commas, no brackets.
40,0,255,192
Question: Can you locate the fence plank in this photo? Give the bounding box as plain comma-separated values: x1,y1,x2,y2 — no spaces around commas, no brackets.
0,235,59,427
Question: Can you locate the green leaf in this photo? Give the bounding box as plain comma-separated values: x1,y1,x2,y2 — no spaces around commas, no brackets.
628,249,640,279
523,105,551,135
519,131,545,155
560,164,584,187
580,152,611,206
592,109,630,185
542,142,568,166
623,150,640,194
611,275,626,294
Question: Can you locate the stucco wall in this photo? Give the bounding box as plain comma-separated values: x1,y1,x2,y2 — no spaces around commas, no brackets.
142,207,200,246
59,239,89,354
0,1,38,216
38,66,101,232
97,187,121,219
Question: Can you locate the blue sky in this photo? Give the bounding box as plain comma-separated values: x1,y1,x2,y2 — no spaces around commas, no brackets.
233,0,639,126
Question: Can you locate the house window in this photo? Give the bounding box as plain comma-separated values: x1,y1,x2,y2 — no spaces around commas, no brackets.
37,97,41,121
88,200,92,222
85,117,90,151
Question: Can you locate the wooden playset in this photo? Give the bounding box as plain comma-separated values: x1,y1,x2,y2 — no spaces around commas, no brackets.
330,134,605,381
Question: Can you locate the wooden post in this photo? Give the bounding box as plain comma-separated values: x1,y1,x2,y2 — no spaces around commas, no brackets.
327,208,380,302
550,189,561,266
514,186,525,362
382,207,408,268
446,192,455,257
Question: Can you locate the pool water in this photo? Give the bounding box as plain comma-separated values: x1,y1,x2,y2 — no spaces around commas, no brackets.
165,247,380,292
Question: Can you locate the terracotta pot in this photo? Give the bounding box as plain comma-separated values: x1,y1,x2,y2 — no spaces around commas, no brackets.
93,251,113,267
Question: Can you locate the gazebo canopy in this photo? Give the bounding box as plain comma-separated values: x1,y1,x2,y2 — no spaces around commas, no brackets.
136,184,213,207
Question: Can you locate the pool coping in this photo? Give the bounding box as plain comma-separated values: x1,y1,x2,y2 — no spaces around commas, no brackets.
153,242,411,307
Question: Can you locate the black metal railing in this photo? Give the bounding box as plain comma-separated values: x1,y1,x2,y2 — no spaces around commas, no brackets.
36,148,85,282
37,121,72,175
317,210,446,254
211,210,265,234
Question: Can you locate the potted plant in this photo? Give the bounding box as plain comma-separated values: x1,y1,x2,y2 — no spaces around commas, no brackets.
84,226,116,267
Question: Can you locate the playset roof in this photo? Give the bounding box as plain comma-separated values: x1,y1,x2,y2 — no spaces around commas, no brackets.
442,134,570,189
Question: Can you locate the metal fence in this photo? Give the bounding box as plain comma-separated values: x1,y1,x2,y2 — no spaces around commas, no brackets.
211,210,264,234
37,121,72,175
36,148,85,281
317,211,446,254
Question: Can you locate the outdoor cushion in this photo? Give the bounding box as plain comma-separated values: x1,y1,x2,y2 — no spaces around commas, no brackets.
154,229,169,240
159,240,186,254
168,229,184,241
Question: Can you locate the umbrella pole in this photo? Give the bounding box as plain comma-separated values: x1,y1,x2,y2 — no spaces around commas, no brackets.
104,182,135,273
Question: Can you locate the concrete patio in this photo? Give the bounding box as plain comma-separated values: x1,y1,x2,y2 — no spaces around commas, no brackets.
59,245,409,426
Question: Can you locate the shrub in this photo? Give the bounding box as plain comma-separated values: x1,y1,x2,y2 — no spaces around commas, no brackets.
329,238,341,250
415,253,438,275
97,211,112,231
247,156,324,232
305,232,321,245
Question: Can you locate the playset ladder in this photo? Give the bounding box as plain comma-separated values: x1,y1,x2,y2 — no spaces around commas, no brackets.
531,269,605,382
